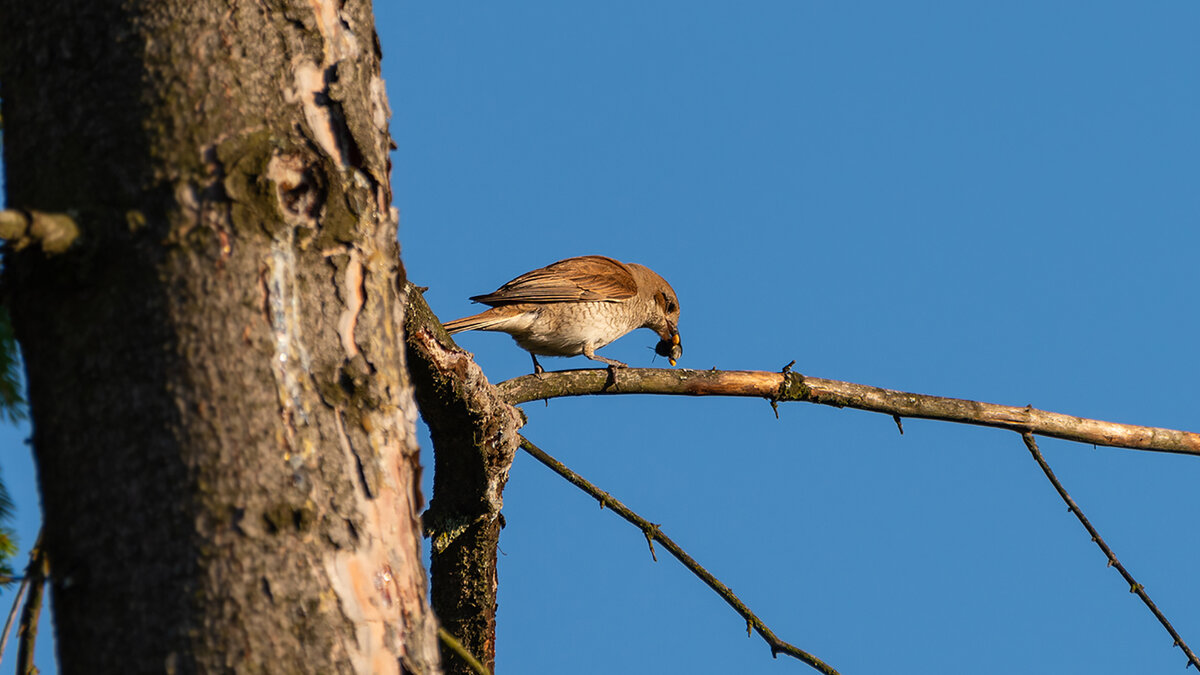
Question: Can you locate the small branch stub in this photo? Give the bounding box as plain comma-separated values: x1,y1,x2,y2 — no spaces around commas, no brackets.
0,210,81,254
643,526,660,562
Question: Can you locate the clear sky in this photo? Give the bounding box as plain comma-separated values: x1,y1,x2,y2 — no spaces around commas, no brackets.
4,2,1200,673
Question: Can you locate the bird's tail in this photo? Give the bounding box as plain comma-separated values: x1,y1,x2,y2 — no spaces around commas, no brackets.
442,311,510,335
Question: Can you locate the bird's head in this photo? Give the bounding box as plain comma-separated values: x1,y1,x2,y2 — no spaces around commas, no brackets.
629,264,682,366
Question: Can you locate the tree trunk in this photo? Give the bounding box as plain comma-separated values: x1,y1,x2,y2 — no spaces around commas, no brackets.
0,1,440,672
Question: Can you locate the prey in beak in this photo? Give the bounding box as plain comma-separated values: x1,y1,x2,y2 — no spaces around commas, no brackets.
655,332,682,366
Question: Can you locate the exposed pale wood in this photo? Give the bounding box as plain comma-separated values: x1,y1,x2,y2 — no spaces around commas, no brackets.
497,368,1200,456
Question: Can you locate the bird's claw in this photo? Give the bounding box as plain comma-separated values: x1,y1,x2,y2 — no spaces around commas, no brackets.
604,363,625,390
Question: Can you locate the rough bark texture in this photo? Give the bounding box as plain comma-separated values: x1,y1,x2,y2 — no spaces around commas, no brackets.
404,287,523,674
0,1,440,672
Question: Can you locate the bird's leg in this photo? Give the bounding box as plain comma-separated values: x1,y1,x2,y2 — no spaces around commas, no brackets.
581,347,628,370
582,346,627,389
530,354,550,406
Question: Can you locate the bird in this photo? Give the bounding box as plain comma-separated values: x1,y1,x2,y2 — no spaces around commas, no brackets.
442,255,682,375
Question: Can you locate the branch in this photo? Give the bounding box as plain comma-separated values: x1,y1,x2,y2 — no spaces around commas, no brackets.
1021,434,1200,670
0,210,81,255
438,628,492,675
15,533,47,675
0,576,29,666
497,367,1200,457
519,436,841,675
403,284,523,675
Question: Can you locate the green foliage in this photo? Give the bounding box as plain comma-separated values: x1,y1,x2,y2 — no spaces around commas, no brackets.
0,471,15,584
0,310,22,583
0,95,21,584
0,307,24,423
0,100,25,584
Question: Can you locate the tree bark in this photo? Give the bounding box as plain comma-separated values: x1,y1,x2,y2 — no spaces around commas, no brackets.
404,287,522,674
0,1,440,672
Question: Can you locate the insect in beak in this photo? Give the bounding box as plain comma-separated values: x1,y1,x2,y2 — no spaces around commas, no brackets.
655,333,682,366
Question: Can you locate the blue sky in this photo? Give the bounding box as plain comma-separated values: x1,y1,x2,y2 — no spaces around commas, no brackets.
4,2,1200,673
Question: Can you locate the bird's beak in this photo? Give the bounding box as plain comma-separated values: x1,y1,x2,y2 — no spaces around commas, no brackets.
669,332,680,366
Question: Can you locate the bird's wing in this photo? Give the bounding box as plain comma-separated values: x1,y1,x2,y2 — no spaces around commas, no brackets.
469,255,638,305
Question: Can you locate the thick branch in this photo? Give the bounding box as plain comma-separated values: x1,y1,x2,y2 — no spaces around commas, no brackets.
404,284,523,675
497,368,1200,456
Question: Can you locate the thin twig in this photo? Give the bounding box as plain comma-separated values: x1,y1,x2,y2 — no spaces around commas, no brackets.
15,532,47,675
519,435,840,675
0,530,42,667
1021,434,1200,670
0,576,29,666
496,368,1200,457
438,627,492,675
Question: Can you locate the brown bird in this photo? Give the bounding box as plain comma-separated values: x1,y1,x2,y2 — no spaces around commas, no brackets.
443,255,682,374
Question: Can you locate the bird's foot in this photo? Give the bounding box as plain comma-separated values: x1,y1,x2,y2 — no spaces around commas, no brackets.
603,362,628,390
583,350,627,389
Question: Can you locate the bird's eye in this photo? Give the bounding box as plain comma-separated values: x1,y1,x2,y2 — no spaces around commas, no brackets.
666,300,677,313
